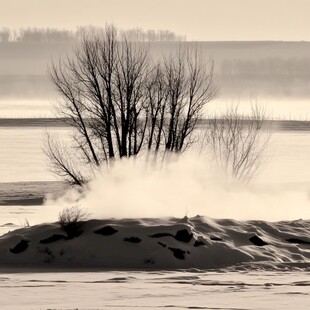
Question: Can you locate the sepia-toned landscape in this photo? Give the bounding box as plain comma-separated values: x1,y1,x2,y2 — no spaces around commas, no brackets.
1,1,310,309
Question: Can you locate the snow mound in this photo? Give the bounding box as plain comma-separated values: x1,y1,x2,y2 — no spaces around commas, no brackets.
1,216,310,271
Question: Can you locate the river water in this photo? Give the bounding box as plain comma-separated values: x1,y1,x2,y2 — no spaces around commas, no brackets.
0,126,310,184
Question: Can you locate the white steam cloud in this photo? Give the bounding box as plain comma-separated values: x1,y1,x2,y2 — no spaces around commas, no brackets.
41,152,310,223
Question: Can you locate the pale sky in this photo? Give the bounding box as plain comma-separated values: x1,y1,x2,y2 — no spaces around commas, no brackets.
1,0,310,41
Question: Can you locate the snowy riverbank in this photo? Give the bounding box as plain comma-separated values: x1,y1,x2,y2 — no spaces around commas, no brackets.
1,216,310,271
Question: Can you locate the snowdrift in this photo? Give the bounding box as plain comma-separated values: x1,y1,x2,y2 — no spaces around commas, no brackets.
1,216,310,271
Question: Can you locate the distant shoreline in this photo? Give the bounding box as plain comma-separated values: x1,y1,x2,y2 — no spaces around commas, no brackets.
0,181,67,206
0,118,69,127
1,118,310,131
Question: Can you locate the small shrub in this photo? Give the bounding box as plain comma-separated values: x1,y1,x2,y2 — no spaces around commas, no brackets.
58,206,89,239
19,218,30,228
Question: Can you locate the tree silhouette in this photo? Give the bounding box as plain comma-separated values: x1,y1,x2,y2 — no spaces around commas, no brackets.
45,25,217,186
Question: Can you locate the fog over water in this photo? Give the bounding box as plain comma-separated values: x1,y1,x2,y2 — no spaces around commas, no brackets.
1,97,310,221
0,121,309,222
2,97,310,120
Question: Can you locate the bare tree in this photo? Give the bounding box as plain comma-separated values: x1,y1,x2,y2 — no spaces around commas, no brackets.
44,133,88,186
45,25,217,186
200,105,270,183
163,48,217,152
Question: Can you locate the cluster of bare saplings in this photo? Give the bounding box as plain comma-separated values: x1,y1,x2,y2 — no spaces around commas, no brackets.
198,105,270,183
45,25,269,186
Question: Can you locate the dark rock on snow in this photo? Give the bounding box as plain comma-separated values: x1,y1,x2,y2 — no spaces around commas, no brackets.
10,239,29,254
149,232,173,238
286,238,310,245
249,235,268,246
174,229,193,243
168,247,187,259
149,229,193,243
194,240,205,247
210,236,223,241
94,226,118,236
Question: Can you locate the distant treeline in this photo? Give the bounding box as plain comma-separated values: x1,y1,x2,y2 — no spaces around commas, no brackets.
0,26,186,43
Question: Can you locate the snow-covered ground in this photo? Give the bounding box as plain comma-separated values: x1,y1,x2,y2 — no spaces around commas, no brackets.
1,216,310,271
1,214,310,308
1,270,310,309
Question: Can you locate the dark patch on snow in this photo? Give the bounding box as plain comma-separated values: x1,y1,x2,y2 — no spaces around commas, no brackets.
249,235,268,246
124,237,142,243
286,238,310,245
158,241,167,248
10,239,29,254
174,229,193,243
40,234,66,244
194,240,205,247
94,226,118,236
168,247,187,259
144,258,155,264
149,232,173,238
210,236,223,241
150,229,193,243
38,246,55,263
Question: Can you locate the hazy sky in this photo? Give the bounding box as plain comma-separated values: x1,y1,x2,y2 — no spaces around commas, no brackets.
1,0,310,41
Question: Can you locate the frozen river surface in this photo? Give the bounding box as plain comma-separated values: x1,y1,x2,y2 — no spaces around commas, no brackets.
1,126,310,184
0,270,310,309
